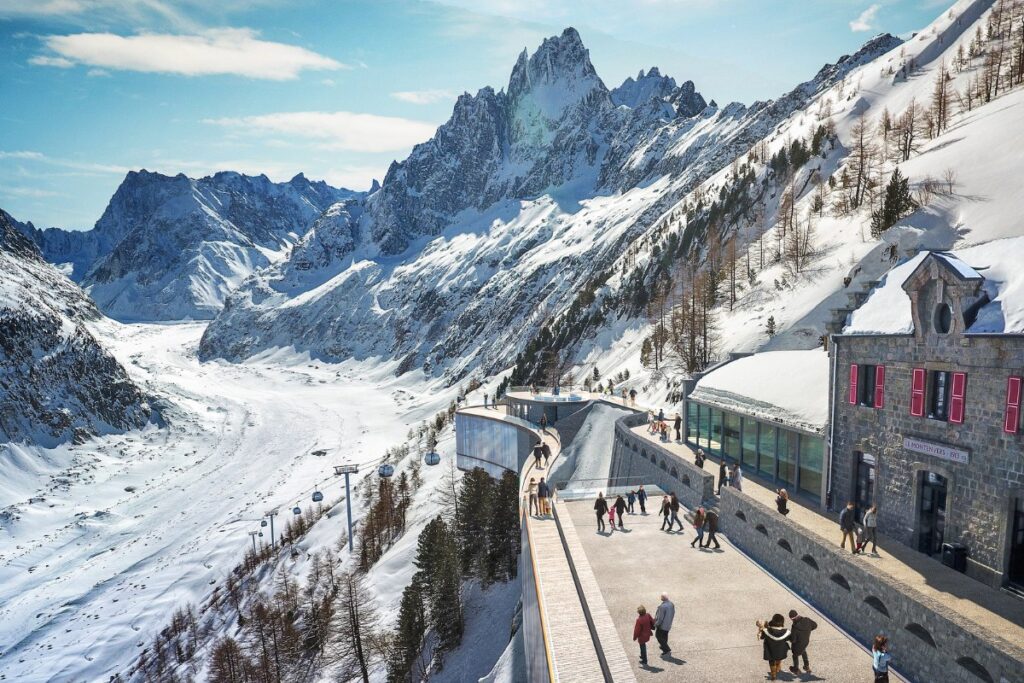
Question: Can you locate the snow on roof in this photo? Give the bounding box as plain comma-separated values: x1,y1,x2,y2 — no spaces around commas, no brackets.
689,349,830,434
844,238,1024,335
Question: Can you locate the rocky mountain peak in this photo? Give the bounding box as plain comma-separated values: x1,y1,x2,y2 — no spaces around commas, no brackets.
507,26,607,119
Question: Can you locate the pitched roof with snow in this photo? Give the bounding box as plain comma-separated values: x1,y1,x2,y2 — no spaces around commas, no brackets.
688,349,830,434
844,238,1024,335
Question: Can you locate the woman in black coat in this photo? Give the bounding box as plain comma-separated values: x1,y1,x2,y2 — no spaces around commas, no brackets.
757,613,791,680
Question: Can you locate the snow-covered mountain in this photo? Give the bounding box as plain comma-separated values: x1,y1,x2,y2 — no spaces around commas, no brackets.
19,171,357,321
0,209,153,446
198,28,900,380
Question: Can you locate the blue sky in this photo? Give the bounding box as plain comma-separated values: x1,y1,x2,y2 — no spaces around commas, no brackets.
0,0,950,229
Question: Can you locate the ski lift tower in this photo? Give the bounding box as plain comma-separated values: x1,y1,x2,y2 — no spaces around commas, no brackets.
334,464,359,553
263,509,279,549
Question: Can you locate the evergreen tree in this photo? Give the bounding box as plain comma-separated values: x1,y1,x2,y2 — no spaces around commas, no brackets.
455,468,494,577
387,584,427,683
871,168,916,238
765,316,777,338
485,471,521,584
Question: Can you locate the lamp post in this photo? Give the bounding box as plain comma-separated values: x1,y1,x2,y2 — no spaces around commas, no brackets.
334,464,359,553
263,509,278,549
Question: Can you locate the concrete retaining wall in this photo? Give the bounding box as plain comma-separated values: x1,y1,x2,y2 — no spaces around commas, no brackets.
718,487,1024,683
609,413,716,511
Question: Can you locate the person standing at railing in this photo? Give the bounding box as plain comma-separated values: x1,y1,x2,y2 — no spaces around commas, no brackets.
527,477,539,516
594,492,609,532
537,478,550,516
718,460,728,495
673,412,682,442
637,485,648,514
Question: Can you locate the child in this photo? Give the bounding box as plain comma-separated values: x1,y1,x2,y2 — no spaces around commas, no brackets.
608,503,616,531
872,634,892,682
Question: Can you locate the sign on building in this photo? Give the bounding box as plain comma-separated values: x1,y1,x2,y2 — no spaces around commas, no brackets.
903,436,970,464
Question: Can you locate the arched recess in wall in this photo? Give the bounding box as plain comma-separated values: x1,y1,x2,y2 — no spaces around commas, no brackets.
670,467,678,479
632,442,638,453
829,573,851,591
904,623,936,648
777,538,793,553
755,524,768,536
955,657,994,683
735,510,747,522
660,460,668,472
682,474,691,487
641,449,647,460
801,554,819,570
863,595,889,617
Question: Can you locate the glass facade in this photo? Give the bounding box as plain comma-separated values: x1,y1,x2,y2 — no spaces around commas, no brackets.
455,414,522,473
798,437,824,497
723,412,741,461
682,398,826,503
741,419,758,469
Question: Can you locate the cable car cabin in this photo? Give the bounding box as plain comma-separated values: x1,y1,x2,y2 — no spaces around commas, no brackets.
260,520,268,527
292,506,302,515
258,531,264,537
312,491,324,503
378,463,395,478
424,452,441,466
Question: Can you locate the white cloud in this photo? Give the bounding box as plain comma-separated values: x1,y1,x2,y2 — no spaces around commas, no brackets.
0,149,128,174
391,89,457,105
203,111,438,153
86,68,110,77
850,4,881,32
32,28,345,80
1,186,62,198
28,55,75,68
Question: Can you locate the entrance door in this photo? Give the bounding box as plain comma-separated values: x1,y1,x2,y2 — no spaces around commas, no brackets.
854,452,876,519
917,472,948,555
1009,498,1024,590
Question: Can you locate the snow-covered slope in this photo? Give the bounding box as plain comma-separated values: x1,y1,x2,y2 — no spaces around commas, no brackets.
20,171,357,321
199,28,901,381
0,209,153,446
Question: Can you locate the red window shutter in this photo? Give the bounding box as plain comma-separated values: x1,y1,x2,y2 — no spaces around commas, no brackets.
1005,376,1022,434
874,365,886,409
848,364,859,404
949,371,967,424
910,368,926,417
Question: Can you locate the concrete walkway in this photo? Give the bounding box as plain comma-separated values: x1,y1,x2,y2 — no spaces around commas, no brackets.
629,425,1024,648
563,499,895,683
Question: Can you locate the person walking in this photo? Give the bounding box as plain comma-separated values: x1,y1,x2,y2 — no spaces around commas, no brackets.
527,477,539,516
533,442,543,469
690,507,706,548
608,500,617,531
660,496,672,531
695,448,705,469
646,410,656,434
657,408,665,422
537,478,550,516
731,463,743,491
872,635,892,682
621,388,628,404
484,393,489,409
539,413,548,432
702,508,721,549
653,593,675,655
718,460,728,495
594,492,609,533
637,485,648,514
669,492,685,532
614,494,627,529
787,609,817,675
541,441,551,468
776,489,790,516
757,614,791,681
627,489,636,514
633,605,656,666
839,501,857,552
673,413,682,441
629,388,637,406
862,504,879,555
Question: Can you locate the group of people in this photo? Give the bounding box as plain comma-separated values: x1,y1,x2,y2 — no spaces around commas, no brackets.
839,501,880,555
526,476,551,516
531,440,551,469
631,593,676,665
692,448,744,494
593,486,652,532
755,610,819,680
646,408,682,442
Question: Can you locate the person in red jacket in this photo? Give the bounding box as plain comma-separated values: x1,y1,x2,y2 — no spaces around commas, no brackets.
633,605,656,666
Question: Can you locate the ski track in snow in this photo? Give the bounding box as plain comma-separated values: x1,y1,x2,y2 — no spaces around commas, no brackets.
0,321,451,682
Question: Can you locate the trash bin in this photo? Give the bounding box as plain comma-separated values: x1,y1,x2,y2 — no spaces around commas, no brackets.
942,542,968,572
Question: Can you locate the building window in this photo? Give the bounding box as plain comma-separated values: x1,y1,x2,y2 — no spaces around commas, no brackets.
686,401,699,442
758,425,776,478
724,412,741,461
849,363,884,408
925,370,967,423
777,430,797,486
1005,376,1022,435
934,303,953,334
741,419,758,470
708,409,723,454
928,370,950,421
798,437,823,498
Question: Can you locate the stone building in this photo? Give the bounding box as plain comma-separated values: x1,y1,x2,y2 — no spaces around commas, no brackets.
830,249,1024,591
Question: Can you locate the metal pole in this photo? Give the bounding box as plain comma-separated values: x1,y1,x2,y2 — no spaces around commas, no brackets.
264,510,278,549
249,530,258,554
335,464,359,554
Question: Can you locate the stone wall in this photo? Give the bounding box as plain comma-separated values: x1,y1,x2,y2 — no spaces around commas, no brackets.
719,487,1024,683
830,332,1024,587
609,412,716,510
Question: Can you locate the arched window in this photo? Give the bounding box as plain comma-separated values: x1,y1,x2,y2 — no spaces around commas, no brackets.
777,538,793,553
955,657,994,683
863,596,889,617
904,623,936,648
801,554,819,570
829,573,851,591
755,524,768,536
734,510,747,522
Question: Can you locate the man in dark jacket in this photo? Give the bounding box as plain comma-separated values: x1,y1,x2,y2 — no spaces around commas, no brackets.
594,493,609,532
533,442,543,469
839,501,857,552
637,485,648,514
669,493,684,531
701,509,721,549
787,609,818,674
541,441,551,468
613,495,628,528
673,413,682,441
718,460,728,494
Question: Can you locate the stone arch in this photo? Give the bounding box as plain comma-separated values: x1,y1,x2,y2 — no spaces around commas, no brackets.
670,467,678,479
682,474,691,487
904,623,936,648
955,657,994,683
777,538,793,553
755,524,768,536
641,448,647,460
801,554,819,570
829,573,851,591
660,460,668,472
863,595,889,617
632,442,638,453
734,510,746,522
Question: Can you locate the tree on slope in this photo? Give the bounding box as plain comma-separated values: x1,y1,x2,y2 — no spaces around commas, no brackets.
871,168,916,238
330,570,383,683
387,583,428,683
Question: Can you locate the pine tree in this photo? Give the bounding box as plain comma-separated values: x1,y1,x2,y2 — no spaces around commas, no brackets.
455,467,494,577
387,584,427,683
485,471,521,584
871,168,917,238
765,316,777,338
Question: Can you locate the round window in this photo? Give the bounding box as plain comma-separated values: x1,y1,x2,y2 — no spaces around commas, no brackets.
934,303,953,334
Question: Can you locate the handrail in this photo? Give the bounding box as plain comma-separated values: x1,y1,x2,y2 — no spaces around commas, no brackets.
522,506,557,683
550,494,614,683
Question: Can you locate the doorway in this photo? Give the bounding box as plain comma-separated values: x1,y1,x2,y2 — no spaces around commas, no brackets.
1009,498,1024,591
917,471,948,555
854,452,876,519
